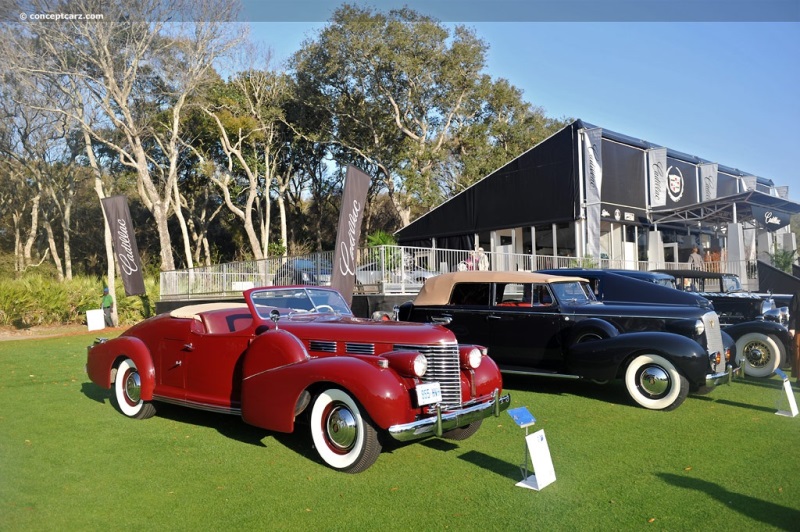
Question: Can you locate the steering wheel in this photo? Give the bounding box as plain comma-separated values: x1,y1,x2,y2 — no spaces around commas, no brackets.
315,304,335,313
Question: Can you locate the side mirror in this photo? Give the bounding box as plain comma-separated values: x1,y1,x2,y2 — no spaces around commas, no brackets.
270,309,281,329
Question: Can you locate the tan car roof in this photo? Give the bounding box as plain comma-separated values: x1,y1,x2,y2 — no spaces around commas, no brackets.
413,271,589,306
169,302,249,319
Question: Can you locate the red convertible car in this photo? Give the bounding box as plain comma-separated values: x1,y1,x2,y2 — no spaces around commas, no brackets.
86,286,509,473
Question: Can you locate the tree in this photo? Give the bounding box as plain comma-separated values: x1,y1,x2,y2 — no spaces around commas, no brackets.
5,0,241,271
291,5,488,226
196,59,297,260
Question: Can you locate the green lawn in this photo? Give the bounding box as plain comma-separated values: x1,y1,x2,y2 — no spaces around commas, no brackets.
1,332,799,530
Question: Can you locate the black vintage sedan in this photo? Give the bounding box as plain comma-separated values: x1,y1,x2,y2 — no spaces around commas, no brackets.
396,271,736,411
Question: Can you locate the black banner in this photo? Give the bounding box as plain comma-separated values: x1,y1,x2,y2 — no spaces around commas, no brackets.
331,166,371,305
101,195,146,296
751,205,792,232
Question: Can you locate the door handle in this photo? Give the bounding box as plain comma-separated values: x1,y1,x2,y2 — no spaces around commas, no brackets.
486,315,501,320
431,316,452,324
183,343,193,351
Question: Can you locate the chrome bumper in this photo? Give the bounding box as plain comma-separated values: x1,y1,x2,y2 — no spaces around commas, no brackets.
705,363,740,387
388,390,511,442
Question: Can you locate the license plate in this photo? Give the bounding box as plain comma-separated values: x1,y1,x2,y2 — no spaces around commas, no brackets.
415,382,442,406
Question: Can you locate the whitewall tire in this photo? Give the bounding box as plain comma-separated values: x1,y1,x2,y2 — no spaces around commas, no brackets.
624,354,688,411
310,389,381,473
114,358,156,419
736,333,781,378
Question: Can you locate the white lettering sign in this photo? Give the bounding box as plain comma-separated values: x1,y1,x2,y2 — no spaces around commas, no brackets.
115,218,139,275
337,199,362,276
764,211,781,226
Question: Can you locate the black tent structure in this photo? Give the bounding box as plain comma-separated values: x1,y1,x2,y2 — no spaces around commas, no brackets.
395,119,800,281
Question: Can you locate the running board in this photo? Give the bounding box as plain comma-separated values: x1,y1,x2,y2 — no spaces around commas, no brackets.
499,367,581,379
153,394,242,416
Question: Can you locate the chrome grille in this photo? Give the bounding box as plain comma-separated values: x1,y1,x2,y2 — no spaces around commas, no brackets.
703,311,724,367
346,343,375,355
309,340,337,353
394,342,461,409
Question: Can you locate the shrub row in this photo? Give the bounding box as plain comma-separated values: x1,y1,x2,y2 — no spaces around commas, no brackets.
0,274,158,328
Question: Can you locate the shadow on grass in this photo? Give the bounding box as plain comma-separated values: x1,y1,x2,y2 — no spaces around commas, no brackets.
458,450,520,481
501,374,634,409
153,402,271,448
81,382,112,404
657,473,800,529
733,376,797,391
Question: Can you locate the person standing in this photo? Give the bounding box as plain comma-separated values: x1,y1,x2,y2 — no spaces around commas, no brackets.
476,247,489,271
687,247,704,270
102,287,114,327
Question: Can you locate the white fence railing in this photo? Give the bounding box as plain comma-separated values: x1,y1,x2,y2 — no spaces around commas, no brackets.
159,245,760,300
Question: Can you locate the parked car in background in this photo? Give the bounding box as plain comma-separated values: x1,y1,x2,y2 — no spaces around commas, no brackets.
356,261,437,290
653,269,789,326
396,271,736,411
86,286,509,473
274,259,333,286
546,268,795,378
538,269,710,308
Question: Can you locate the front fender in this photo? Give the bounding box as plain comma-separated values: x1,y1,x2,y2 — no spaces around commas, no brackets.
241,356,412,434
566,331,707,382
471,354,504,399
86,336,155,400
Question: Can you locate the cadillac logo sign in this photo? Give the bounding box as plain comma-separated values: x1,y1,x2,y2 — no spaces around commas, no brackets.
667,166,684,202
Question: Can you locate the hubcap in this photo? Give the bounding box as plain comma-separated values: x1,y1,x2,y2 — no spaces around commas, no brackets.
638,365,670,397
326,405,357,451
124,371,141,404
744,342,768,368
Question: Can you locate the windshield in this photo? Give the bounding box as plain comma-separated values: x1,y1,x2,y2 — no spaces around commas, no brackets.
250,287,352,317
653,277,677,288
721,275,742,292
550,281,596,305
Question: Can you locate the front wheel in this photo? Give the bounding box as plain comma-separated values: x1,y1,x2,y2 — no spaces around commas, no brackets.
624,354,689,411
113,358,156,419
310,389,381,473
736,333,781,378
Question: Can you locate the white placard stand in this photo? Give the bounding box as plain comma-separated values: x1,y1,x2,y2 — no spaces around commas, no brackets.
774,369,799,418
507,406,556,491
86,308,105,331
517,430,556,490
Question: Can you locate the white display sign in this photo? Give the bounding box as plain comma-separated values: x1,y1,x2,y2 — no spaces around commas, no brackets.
516,429,556,491
775,370,799,418
86,309,105,331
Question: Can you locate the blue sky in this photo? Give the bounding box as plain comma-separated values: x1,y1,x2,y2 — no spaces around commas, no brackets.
241,2,800,202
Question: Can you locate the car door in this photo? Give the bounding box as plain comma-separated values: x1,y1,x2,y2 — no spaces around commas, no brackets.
154,320,195,399
484,283,565,371
182,312,253,410
413,282,493,347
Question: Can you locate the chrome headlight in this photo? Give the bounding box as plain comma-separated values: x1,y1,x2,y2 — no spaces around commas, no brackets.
465,347,482,369
694,319,705,336
413,354,428,377
763,308,782,323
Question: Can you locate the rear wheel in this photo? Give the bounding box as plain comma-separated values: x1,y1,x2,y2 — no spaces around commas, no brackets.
310,389,381,473
442,420,482,441
113,358,156,419
736,333,780,378
624,354,688,411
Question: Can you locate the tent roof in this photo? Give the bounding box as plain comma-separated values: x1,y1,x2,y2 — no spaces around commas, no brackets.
650,189,800,225
395,119,791,243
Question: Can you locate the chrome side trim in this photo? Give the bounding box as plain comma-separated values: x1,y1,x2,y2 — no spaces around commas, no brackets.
152,394,241,416
388,391,511,442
